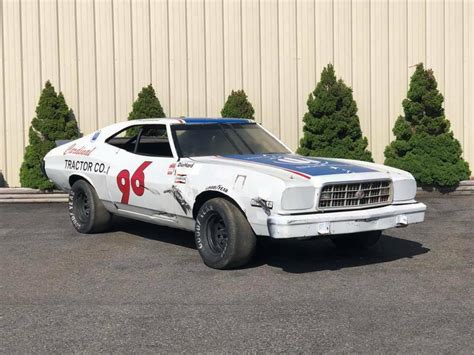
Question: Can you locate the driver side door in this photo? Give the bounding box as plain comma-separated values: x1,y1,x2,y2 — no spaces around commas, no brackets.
105,124,179,223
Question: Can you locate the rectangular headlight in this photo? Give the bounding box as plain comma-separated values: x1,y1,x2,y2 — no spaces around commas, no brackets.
281,187,315,210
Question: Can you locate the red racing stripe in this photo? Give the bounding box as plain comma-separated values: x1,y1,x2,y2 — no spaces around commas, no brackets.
283,168,311,180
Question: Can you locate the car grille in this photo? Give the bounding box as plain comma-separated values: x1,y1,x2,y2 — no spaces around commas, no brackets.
318,180,392,211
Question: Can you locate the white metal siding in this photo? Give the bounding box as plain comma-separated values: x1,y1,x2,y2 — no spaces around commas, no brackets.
0,0,473,186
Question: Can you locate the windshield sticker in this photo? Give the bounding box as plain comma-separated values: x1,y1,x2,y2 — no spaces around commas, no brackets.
164,185,191,214
64,143,96,156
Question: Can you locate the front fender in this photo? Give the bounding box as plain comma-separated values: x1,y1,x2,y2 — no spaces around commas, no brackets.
192,189,248,218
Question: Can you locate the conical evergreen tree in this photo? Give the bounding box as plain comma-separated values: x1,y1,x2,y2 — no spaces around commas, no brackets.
127,84,165,136
297,64,373,161
20,81,80,190
221,90,255,120
384,63,470,187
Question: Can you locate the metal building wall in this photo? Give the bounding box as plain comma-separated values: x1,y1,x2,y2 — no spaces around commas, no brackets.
0,0,473,186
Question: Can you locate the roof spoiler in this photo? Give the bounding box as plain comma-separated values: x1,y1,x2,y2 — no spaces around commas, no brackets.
55,140,71,147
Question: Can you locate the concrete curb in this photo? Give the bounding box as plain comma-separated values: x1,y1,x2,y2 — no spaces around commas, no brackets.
416,180,474,195
1,181,473,203
0,188,68,203
0,188,67,194
1,198,68,203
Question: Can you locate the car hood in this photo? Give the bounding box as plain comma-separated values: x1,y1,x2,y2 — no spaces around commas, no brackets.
214,153,377,178
188,154,414,202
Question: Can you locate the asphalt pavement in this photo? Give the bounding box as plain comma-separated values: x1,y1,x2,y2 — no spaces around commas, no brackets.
1,196,473,353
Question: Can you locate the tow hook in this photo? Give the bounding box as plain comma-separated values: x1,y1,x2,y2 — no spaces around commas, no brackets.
396,214,408,227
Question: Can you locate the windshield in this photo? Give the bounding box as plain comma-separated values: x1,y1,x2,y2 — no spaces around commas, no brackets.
171,123,290,157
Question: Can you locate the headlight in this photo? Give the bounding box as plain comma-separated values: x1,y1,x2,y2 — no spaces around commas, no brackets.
281,187,316,210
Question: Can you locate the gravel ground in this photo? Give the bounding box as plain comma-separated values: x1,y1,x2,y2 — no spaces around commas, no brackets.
1,196,473,353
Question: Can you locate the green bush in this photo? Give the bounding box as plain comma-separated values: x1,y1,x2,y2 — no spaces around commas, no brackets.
127,84,165,136
20,81,80,190
221,90,255,120
297,64,372,161
384,63,470,187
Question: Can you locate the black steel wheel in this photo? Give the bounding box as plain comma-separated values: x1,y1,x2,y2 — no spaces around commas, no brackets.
73,190,91,225
69,179,112,234
206,213,229,254
195,198,256,269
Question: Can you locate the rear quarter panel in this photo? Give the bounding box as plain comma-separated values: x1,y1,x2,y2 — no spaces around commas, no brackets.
44,132,114,201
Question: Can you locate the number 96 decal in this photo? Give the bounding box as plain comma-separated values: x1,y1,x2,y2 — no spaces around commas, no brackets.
116,161,152,204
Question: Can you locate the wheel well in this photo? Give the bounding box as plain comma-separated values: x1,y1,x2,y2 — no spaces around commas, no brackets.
69,174,89,188
192,191,245,219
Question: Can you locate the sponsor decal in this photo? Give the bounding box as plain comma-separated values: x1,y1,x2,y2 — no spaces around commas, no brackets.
167,163,176,175
64,159,110,174
251,198,273,216
175,174,187,184
91,130,101,142
116,161,152,204
205,184,228,193
64,143,96,156
164,185,191,214
276,156,324,165
177,161,195,169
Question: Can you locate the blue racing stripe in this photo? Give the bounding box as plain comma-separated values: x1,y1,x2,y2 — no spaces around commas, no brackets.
221,154,377,176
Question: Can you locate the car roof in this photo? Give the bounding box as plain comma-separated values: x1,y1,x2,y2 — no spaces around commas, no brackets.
177,117,252,124
121,117,252,125
96,118,254,141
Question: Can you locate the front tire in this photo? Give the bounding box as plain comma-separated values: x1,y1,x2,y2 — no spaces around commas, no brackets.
195,198,257,269
330,230,382,249
69,180,112,233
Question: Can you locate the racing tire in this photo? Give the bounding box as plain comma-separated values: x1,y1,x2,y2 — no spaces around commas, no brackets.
69,180,112,234
195,198,257,269
330,230,382,249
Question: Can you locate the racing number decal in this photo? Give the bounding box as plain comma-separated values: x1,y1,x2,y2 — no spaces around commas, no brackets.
116,161,152,204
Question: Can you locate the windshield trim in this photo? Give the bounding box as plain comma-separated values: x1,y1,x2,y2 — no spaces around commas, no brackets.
171,122,290,158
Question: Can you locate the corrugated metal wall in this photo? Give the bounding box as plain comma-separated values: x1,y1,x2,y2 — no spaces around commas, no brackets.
0,0,473,187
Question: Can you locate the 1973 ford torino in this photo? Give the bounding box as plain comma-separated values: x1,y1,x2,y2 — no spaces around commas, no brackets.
44,118,426,269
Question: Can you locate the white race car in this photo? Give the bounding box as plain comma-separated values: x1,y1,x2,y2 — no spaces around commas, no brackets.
44,118,426,269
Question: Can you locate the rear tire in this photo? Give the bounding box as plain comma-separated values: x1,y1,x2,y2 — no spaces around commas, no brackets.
69,180,112,233
195,198,257,269
330,230,382,249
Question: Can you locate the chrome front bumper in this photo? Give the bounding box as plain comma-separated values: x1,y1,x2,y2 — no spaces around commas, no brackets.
267,202,426,239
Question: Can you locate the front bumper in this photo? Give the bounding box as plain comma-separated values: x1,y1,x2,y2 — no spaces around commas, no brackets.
267,202,426,239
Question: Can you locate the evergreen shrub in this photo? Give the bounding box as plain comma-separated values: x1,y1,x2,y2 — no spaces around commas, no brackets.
20,81,80,190
221,90,255,120
297,64,373,161
384,63,470,187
